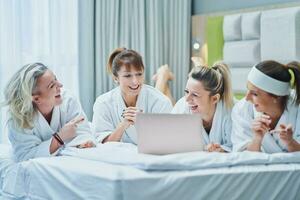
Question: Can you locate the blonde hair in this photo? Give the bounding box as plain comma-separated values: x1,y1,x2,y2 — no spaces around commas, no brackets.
2,63,48,129
189,62,233,109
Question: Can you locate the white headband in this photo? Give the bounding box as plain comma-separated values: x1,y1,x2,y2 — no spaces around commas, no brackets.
247,66,290,96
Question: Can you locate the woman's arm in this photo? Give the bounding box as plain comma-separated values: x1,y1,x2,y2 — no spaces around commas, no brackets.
246,136,263,152
102,121,129,143
279,124,300,152
8,124,60,162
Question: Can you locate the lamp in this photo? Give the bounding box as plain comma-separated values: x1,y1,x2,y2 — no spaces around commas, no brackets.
192,38,202,53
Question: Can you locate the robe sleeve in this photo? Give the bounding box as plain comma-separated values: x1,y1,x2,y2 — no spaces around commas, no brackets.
171,97,187,114
8,122,54,162
152,98,173,113
62,94,96,147
92,99,115,143
231,99,255,152
293,106,300,143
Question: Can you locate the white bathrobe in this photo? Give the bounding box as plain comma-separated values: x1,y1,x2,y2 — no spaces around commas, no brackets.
92,84,173,144
172,97,233,152
231,97,300,153
8,91,95,162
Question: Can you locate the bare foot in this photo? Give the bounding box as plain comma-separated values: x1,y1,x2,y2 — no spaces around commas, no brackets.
191,57,204,67
152,64,174,82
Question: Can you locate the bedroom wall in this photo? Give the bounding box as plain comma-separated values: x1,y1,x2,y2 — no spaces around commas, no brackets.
191,1,300,64
192,0,300,15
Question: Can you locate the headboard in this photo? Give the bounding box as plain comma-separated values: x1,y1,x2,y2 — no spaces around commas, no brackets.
223,7,300,92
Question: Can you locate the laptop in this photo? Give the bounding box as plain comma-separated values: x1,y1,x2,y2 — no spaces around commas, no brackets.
136,113,204,155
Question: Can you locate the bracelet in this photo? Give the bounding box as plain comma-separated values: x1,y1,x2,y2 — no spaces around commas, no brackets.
53,132,64,146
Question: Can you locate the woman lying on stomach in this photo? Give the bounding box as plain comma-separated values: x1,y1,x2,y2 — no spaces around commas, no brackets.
92,48,173,144
231,60,300,153
154,62,234,152
3,63,95,162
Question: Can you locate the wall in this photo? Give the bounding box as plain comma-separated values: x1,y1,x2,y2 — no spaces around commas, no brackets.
192,0,300,15
191,1,300,64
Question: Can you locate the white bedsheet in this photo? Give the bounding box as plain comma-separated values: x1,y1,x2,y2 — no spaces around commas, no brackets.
0,144,20,198
61,142,300,170
0,144,14,175
1,143,300,199
3,157,300,200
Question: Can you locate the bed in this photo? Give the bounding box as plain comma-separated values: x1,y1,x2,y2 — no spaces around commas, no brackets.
1,143,300,200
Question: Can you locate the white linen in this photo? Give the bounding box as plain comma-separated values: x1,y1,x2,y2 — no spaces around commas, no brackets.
231,98,300,153
61,143,300,171
0,144,24,198
92,84,173,144
8,91,95,162
0,144,14,190
172,97,232,152
4,155,300,200
2,142,300,199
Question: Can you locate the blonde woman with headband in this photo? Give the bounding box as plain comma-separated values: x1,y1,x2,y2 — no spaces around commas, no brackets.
231,60,300,153
3,63,95,162
92,48,173,144
154,62,234,152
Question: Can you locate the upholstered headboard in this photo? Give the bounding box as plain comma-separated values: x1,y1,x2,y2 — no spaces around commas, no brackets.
223,7,300,92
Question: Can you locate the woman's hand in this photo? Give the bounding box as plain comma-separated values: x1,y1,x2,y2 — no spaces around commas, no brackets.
278,124,294,146
76,140,96,148
247,114,271,151
121,107,143,128
276,124,300,152
206,143,225,152
251,114,271,140
58,116,84,141
103,108,142,143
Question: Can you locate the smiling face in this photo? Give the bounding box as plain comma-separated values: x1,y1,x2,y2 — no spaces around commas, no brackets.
115,65,144,97
184,77,219,116
32,70,63,113
245,81,279,114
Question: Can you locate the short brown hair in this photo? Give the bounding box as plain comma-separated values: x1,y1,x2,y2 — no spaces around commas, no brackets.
107,48,144,77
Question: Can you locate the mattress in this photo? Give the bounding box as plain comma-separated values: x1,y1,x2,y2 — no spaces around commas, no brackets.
0,144,18,198
1,143,300,200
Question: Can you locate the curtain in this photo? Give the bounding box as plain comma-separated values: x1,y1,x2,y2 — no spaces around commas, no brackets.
78,0,191,119
0,0,79,143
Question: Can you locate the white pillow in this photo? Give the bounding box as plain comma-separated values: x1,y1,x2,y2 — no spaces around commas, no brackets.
223,40,261,67
261,7,300,62
223,14,242,41
242,12,261,40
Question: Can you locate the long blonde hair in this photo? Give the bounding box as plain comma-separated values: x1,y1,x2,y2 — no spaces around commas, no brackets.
189,62,233,109
2,63,48,129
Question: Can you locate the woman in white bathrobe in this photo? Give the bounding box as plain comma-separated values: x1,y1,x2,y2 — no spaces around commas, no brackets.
156,63,234,152
92,48,173,144
3,63,95,162
231,60,300,153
